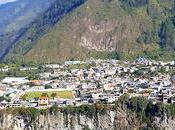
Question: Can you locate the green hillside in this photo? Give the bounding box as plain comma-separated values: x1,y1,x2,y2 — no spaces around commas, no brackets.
5,0,175,63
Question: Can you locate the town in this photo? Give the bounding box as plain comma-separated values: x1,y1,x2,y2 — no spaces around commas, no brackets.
0,58,175,109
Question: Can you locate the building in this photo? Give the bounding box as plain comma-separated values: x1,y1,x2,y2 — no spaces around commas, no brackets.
2,77,29,85
38,97,49,109
0,88,6,96
170,75,175,87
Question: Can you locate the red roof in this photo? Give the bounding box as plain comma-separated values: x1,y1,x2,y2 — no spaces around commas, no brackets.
39,96,48,99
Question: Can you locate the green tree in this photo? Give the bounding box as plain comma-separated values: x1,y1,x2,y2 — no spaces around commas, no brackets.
160,18,175,50
41,93,49,97
44,85,52,89
51,93,57,99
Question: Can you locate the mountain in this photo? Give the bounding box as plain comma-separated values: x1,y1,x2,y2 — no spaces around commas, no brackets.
0,0,57,59
2,0,175,63
0,0,87,61
0,0,56,34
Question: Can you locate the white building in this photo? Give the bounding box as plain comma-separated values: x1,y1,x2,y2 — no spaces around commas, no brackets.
2,77,29,85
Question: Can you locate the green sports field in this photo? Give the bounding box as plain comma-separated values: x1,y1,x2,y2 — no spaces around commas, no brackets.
22,90,74,100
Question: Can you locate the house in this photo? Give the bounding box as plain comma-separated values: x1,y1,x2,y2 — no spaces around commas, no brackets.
38,97,49,109
8,102,22,108
107,94,120,103
171,75,175,87
99,93,119,103
136,57,147,64
1,100,9,107
104,83,115,91
92,92,103,100
0,66,9,72
25,99,38,107
171,97,175,104
0,88,6,96
30,80,43,86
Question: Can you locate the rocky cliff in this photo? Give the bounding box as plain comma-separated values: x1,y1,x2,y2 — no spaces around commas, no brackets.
0,107,175,130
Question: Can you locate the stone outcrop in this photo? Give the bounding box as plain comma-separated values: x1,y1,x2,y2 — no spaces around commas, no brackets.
0,108,175,130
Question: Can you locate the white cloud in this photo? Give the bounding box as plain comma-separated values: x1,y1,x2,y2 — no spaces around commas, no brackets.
0,0,19,5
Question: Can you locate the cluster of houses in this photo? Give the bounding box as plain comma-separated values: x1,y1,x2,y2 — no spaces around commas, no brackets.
0,58,175,109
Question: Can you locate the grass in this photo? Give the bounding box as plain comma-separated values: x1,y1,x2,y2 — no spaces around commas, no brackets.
22,91,74,100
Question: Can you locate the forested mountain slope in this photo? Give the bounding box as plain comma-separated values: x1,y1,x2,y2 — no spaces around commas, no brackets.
0,0,87,61
0,0,58,59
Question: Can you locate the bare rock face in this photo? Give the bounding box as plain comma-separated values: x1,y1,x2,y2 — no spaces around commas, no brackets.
154,115,175,130
78,19,119,52
72,17,140,53
0,109,175,130
113,109,140,130
0,111,116,130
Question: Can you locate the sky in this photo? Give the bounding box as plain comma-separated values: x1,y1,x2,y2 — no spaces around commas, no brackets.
0,0,18,5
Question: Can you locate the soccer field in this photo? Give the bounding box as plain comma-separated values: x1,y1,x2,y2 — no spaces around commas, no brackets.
22,90,74,100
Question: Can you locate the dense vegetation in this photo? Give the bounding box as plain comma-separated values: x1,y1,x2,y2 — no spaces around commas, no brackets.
3,0,87,62
116,95,175,129
0,62,45,79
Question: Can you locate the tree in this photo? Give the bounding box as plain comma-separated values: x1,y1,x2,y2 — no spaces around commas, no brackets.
118,94,129,110
44,85,52,89
21,95,27,101
51,93,57,99
41,93,49,97
160,18,175,50
119,0,148,8
0,96,5,102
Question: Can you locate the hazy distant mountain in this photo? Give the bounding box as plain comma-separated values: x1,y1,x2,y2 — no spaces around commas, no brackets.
0,0,56,34
0,0,86,60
